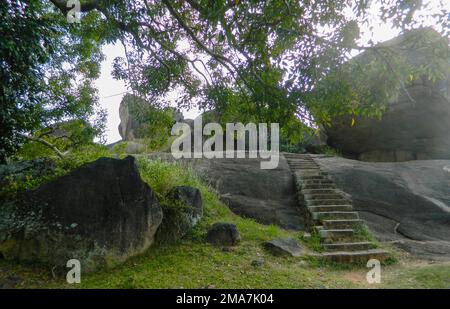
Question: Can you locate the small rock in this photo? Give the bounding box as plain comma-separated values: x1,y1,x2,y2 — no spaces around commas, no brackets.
206,222,240,246
222,247,233,252
264,237,303,257
251,259,265,267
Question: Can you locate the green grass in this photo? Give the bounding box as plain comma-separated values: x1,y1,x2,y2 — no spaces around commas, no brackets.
381,264,450,289
353,223,377,243
299,231,324,252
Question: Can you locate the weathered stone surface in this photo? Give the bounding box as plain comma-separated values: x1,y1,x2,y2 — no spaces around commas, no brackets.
325,29,450,162
147,153,306,230
118,94,183,141
264,238,303,257
315,155,450,261
206,222,240,246
326,82,450,161
0,156,163,272
118,94,147,141
156,186,203,243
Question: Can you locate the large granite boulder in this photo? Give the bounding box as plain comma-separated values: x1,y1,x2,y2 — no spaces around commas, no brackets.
0,156,163,272
326,81,450,161
315,155,450,261
325,29,450,162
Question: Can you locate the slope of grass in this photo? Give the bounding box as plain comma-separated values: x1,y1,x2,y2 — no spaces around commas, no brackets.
381,263,450,289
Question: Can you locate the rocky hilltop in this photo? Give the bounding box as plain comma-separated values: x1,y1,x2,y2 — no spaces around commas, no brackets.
325,28,450,162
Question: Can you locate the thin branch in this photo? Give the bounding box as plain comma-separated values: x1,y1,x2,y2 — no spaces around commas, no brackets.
19,133,65,159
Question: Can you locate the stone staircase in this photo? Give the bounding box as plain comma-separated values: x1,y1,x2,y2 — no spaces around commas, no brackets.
284,153,389,263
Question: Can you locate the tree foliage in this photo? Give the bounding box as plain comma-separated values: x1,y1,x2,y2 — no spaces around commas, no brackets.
1,0,449,160
0,0,106,162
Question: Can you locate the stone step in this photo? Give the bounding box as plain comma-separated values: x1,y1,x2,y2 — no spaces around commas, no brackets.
288,161,317,164
323,219,363,229
319,249,389,263
301,188,339,195
308,205,353,212
284,154,311,158
318,229,354,242
302,184,336,190
322,242,376,252
311,211,359,220
285,156,314,159
288,162,316,165
296,173,329,181
295,168,321,172
301,179,333,185
306,199,350,206
304,193,344,200
292,167,320,171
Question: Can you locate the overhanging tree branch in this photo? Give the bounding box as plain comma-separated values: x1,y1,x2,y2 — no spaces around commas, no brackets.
19,133,65,159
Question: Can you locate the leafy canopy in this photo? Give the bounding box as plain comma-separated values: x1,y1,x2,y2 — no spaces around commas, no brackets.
1,0,449,161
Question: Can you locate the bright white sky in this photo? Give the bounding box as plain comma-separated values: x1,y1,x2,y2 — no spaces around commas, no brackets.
95,0,449,144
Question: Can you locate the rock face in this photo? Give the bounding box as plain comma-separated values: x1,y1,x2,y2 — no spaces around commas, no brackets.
206,222,241,246
326,82,450,161
0,156,163,272
315,155,450,261
148,153,306,230
118,94,147,140
325,29,450,162
264,238,303,257
118,94,183,141
156,186,203,243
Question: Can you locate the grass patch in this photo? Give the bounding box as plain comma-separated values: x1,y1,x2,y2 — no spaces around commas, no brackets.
381,263,450,288
353,223,377,243
299,231,324,252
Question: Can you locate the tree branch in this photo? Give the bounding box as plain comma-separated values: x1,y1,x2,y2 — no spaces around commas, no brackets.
19,134,65,159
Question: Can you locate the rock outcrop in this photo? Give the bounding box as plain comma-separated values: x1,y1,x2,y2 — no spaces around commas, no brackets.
148,153,307,230
156,186,203,243
0,156,163,272
315,155,450,261
118,94,183,141
325,29,450,162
